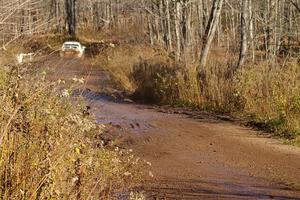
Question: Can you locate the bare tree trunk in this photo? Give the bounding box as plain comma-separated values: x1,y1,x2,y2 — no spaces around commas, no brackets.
249,0,255,63
268,0,276,62
148,15,154,45
165,0,172,51
237,0,249,68
197,0,204,38
198,0,224,74
182,0,191,62
66,0,76,36
230,7,236,42
154,3,161,44
55,0,62,33
159,0,166,47
175,1,182,61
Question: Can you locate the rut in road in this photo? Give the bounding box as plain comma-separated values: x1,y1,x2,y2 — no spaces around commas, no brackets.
43,56,300,200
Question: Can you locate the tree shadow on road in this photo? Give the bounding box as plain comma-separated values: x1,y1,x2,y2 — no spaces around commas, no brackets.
142,178,300,200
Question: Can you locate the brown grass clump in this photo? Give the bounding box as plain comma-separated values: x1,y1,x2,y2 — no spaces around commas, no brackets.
92,43,170,92
0,66,143,199
236,63,300,140
131,59,180,104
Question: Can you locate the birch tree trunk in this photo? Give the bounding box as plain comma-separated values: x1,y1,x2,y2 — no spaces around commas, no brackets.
148,15,154,45
197,0,204,38
159,0,166,46
154,3,161,44
249,0,255,63
198,0,224,74
175,1,182,61
165,0,172,51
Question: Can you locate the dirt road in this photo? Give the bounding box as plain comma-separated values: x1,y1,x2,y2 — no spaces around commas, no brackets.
43,57,300,199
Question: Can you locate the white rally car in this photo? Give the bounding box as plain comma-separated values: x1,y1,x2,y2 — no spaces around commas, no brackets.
60,41,86,58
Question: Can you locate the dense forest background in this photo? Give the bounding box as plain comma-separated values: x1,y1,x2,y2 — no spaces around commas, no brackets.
1,0,300,64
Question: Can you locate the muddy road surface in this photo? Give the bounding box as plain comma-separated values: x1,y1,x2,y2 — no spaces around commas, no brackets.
42,57,300,199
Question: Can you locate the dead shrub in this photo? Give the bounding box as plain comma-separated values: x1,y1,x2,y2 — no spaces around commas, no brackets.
131,60,180,104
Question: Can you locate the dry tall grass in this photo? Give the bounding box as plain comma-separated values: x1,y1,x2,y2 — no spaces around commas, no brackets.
236,63,300,140
0,66,143,199
94,43,300,143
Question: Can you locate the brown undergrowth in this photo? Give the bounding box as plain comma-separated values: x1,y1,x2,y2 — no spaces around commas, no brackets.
0,65,146,199
91,39,300,144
